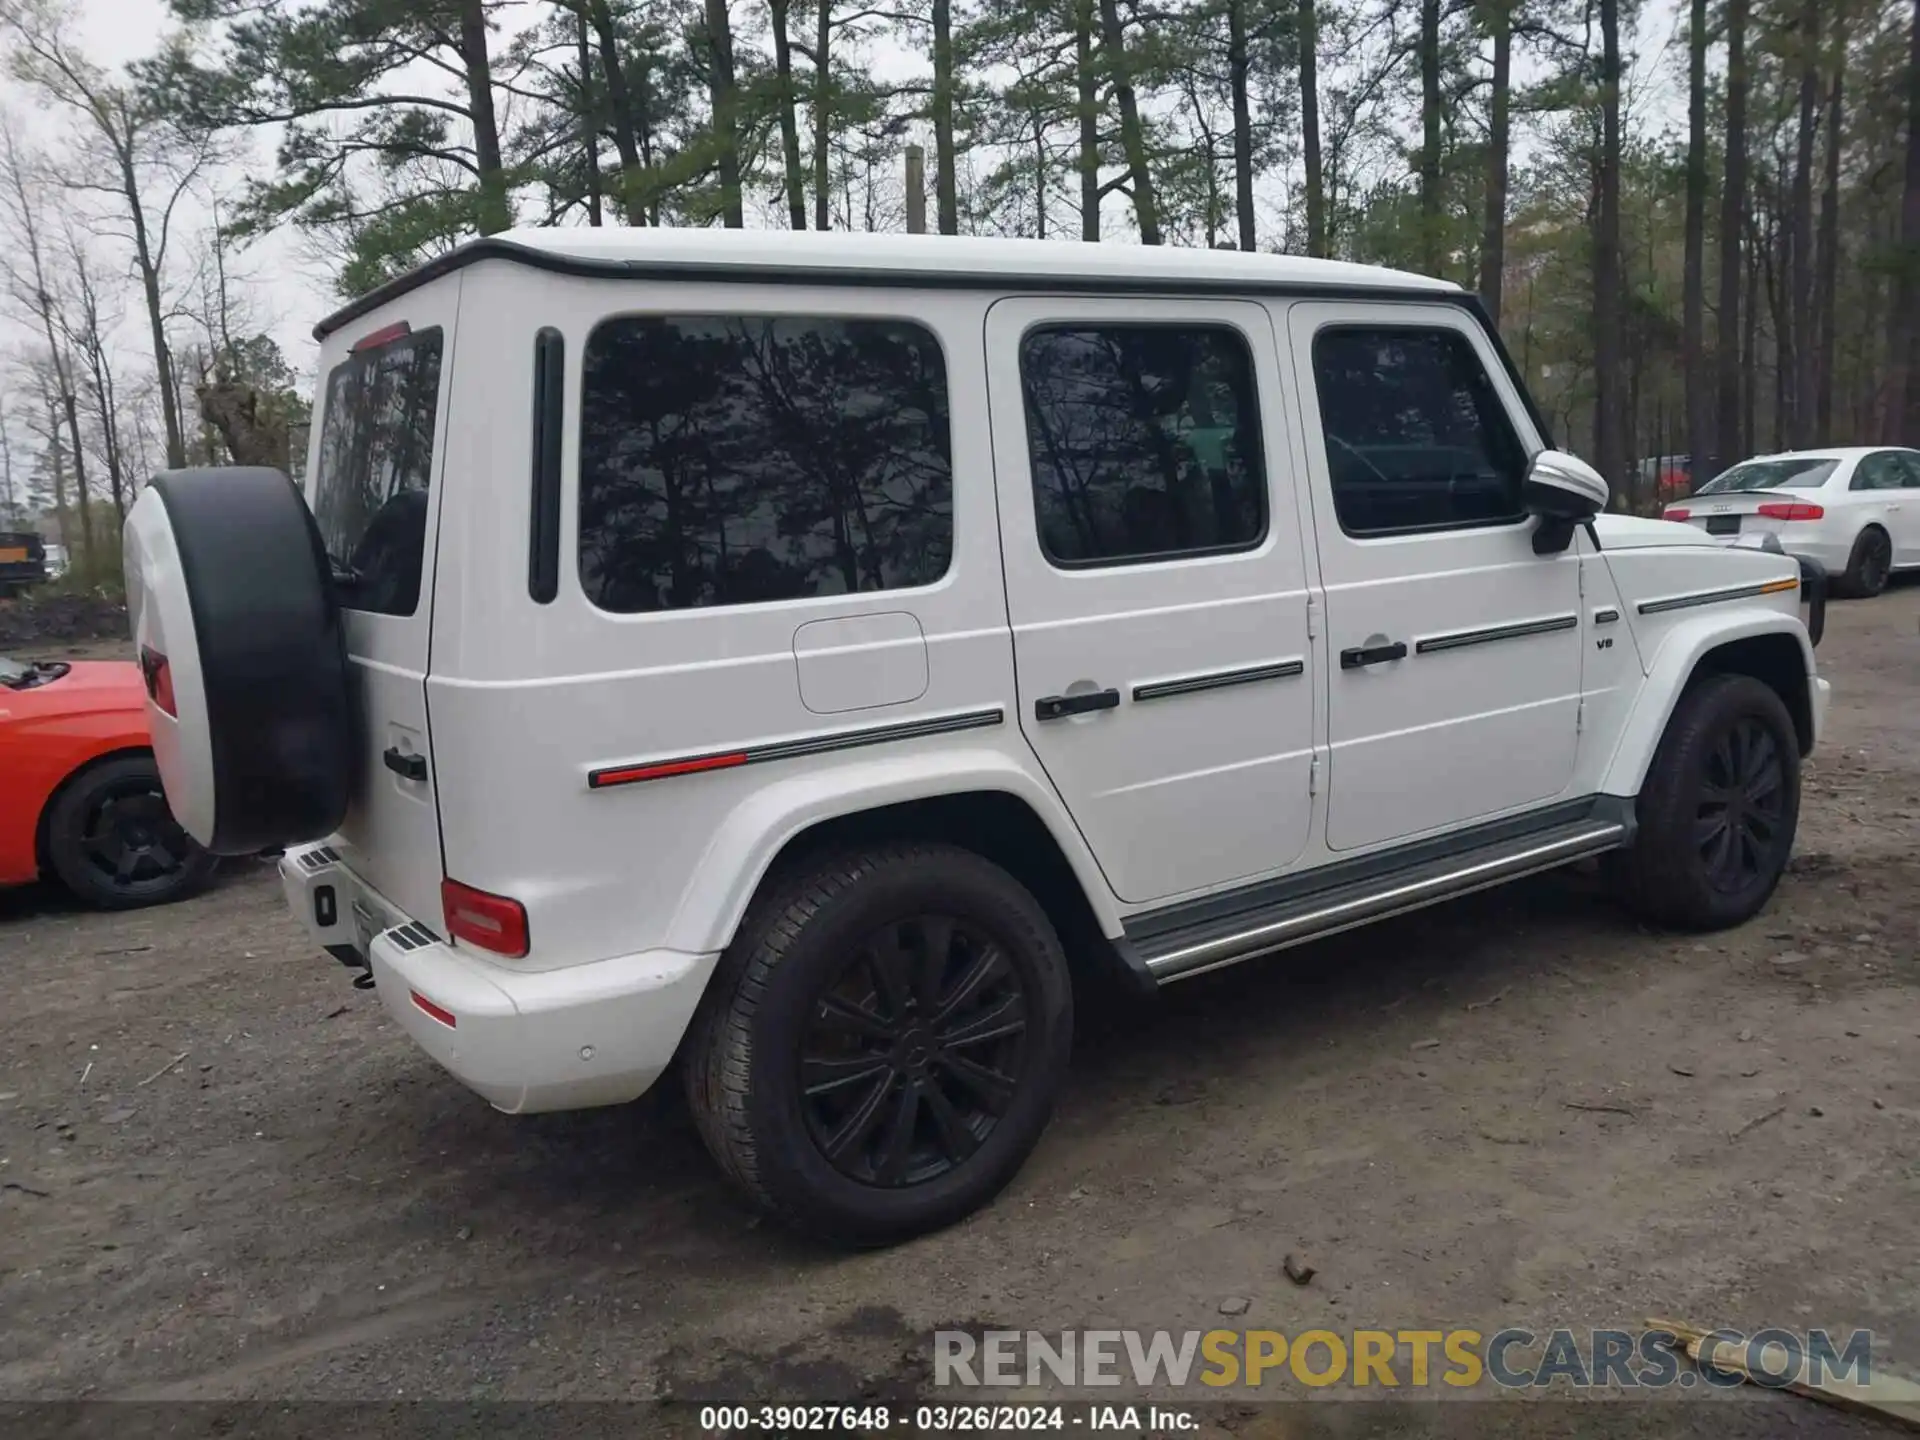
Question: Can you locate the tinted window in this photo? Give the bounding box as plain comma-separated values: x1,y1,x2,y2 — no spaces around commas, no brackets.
1700,456,1838,493
1311,327,1527,535
1019,325,1266,566
1848,452,1919,491
311,327,444,617
579,316,952,613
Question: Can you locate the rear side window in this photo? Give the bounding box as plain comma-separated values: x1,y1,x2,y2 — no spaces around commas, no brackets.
1018,324,1267,567
1849,454,1905,492
578,315,953,613
1312,326,1527,535
310,327,444,617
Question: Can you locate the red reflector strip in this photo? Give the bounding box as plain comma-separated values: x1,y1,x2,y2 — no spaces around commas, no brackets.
588,752,748,789
410,991,457,1028
352,320,412,352
138,644,176,718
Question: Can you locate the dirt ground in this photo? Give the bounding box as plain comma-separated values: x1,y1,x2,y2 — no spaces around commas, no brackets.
2,586,1916,1437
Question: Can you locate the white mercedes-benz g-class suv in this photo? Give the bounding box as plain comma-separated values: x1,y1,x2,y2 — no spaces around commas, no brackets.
124,229,1830,1246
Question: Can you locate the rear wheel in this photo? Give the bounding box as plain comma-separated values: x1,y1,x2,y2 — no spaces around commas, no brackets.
684,843,1073,1246
45,754,217,910
1608,673,1800,931
1837,526,1892,599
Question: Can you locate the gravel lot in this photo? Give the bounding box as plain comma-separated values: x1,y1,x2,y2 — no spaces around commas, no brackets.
2,585,1916,1435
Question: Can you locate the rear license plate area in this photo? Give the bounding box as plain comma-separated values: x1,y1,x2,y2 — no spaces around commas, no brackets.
1705,515,1741,536
0,547,25,563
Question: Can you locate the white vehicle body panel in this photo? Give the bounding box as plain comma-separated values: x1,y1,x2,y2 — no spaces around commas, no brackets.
1667,447,1920,576
271,229,1825,1117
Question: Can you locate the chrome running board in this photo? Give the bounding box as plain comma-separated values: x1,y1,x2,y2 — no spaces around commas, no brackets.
1125,801,1632,985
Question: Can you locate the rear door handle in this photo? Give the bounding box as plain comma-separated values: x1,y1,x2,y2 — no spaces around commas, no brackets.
383,746,428,782
1340,641,1407,669
1034,688,1121,721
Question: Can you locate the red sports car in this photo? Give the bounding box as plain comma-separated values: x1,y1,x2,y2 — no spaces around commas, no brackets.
0,654,214,908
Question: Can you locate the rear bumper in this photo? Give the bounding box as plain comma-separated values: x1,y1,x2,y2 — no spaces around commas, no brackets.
279,845,718,1113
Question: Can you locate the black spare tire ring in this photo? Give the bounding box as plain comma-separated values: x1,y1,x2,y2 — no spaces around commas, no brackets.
124,467,356,856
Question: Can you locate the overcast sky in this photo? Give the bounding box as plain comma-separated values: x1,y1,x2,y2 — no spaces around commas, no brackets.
1,0,1693,409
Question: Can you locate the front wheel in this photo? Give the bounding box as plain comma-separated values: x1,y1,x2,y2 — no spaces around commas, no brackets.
1607,674,1800,931
684,843,1073,1246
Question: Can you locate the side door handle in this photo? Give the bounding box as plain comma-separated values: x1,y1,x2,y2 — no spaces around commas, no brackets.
383,746,428,782
1034,688,1121,721
1339,641,1408,670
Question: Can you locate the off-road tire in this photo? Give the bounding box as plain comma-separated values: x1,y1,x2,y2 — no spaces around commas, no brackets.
1836,526,1892,599
1608,673,1800,931
683,843,1073,1247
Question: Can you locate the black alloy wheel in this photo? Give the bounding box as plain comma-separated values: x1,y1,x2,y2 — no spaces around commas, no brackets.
683,842,1074,1245
798,913,1032,1188
45,755,217,910
1694,716,1789,894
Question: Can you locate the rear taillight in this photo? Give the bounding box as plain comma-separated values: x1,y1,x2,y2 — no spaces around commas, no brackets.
1757,501,1824,521
441,878,529,958
138,644,176,717
1664,507,1691,521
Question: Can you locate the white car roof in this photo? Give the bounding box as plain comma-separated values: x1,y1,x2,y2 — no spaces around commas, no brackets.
1735,447,1887,463
316,227,1458,338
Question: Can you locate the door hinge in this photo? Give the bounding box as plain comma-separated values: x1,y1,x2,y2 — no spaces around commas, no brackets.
1578,562,1586,598
1576,698,1585,733
1305,593,1319,640
1309,753,1320,796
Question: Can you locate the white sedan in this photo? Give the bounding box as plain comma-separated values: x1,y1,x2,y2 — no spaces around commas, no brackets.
1663,446,1920,597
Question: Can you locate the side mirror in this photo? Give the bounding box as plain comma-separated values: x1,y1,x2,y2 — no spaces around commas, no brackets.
1524,449,1609,554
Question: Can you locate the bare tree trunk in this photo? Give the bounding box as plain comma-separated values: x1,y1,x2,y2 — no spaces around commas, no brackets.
1098,0,1161,244
1816,8,1847,439
1594,0,1625,490
576,8,602,225
704,0,743,228
1478,0,1511,322
814,0,834,229
1228,0,1255,251
457,0,511,234
586,0,647,225
1789,0,1821,446
1897,0,1920,442
932,0,959,234
1299,0,1324,256
1717,0,1751,472
1418,0,1442,274
1076,0,1100,241
1034,113,1048,239
771,0,808,229
0,408,13,523
1683,0,1712,476
1743,218,1760,454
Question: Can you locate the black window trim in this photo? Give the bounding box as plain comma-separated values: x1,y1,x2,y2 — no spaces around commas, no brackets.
1309,318,1535,543
312,237,1555,451
528,326,565,603
1016,316,1274,573
574,308,958,618
312,322,448,620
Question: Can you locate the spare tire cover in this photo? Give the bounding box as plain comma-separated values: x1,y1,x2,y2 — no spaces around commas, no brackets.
124,467,356,856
